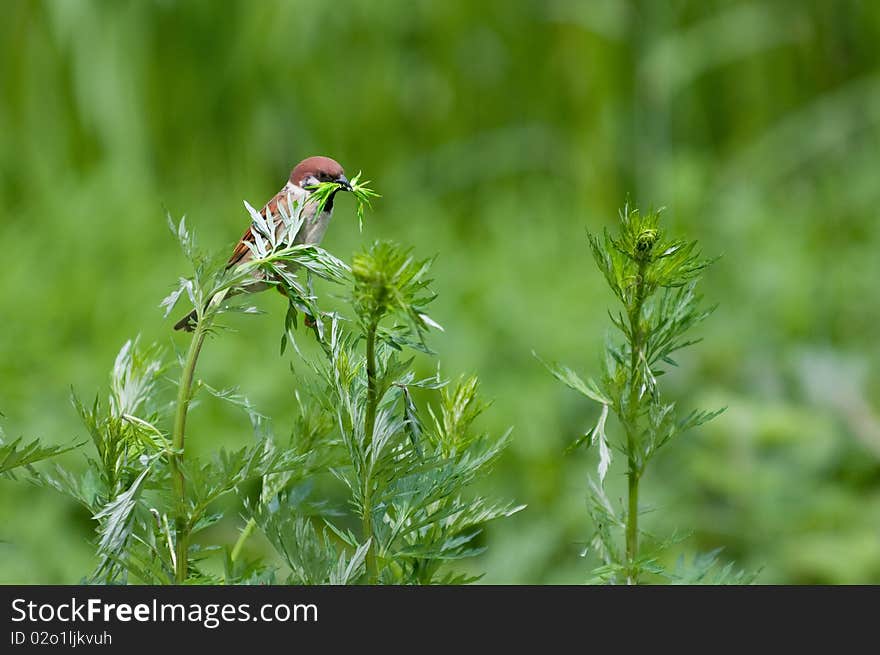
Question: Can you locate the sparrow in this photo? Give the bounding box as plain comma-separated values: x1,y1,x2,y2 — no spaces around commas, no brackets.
173,156,351,331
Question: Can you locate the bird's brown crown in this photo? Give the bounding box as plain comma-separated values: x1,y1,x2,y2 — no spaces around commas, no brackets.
290,156,345,187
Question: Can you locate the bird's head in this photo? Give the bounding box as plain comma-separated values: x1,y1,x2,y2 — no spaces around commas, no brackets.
290,156,351,193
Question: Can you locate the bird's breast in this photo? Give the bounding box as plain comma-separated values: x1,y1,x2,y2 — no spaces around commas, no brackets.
295,207,333,246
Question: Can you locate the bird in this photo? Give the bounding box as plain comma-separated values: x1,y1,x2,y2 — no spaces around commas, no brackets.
173,155,351,331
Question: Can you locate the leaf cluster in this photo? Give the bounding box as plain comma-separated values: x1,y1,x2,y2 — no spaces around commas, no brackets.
18,181,518,586
588,204,710,306
0,432,77,478
351,241,440,346
251,242,521,584
543,205,742,583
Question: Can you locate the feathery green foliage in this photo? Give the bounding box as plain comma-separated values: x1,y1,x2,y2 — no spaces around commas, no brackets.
0,434,76,478
249,241,522,584
543,206,748,584
18,176,518,585
28,183,372,583
307,173,380,232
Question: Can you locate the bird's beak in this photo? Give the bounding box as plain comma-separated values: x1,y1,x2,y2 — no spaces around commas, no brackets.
336,175,352,192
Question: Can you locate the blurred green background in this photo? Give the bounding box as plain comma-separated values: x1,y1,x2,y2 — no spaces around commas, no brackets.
2,0,879,584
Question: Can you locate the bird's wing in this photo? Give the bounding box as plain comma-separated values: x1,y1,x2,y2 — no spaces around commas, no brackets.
225,187,290,269
225,224,256,269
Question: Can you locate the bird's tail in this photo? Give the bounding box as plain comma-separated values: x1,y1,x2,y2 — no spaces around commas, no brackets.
172,289,231,332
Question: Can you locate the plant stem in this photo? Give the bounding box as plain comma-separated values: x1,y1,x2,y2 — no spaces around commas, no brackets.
624,258,649,584
625,460,640,584
365,322,378,445
230,517,256,564
362,320,379,583
170,320,207,584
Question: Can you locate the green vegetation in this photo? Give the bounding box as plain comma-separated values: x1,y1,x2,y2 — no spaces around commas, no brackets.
19,184,519,584
2,1,880,583
542,207,752,583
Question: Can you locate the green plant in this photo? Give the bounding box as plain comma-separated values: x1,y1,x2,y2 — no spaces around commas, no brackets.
26,181,362,584
24,176,518,585
247,241,523,584
161,184,353,582
0,420,75,478
541,205,751,584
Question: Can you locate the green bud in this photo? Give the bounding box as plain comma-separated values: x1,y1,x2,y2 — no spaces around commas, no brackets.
635,228,658,257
